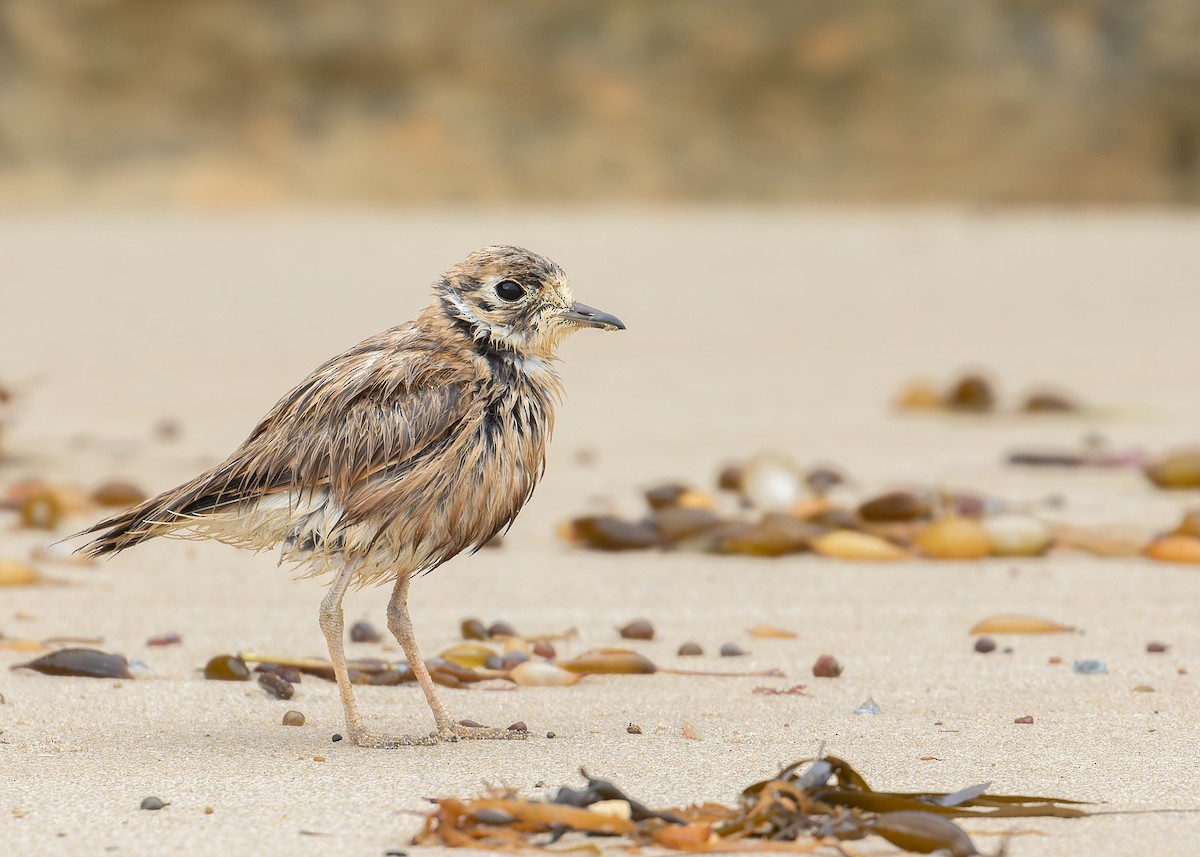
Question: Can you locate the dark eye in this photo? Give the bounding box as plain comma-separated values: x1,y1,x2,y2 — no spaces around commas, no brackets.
495,279,525,302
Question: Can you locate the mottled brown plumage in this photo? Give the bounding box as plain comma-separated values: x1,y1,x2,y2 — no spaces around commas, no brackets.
77,246,624,746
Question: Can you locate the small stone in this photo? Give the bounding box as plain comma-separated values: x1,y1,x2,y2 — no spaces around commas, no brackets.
460,618,488,640
203,654,249,681
1014,715,1034,724
91,480,147,507
349,621,381,643
531,640,556,659
282,710,305,726
677,642,703,656
313,756,325,762
545,732,556,739
716,463,744,492
626,723,643,734
618,618,655,640
140,797,167,811
1022,392,1078,413
894,379,942,410
204,806,214,815
146,632,182,647
1144,534,1200,565
1048,656,1063,665
974,637,997,654
1132,684,1155,693
741,454,804,511
458,719,484,729
1072,659,1108,675
257,672,294,700
916,516,990,560
500,651,529,670
982,514,1055,557
946,373,995,412
854,697,882,715
331,733,343,742
812,654,843,677
805,466,845,496
1144,450,1200,490
1147,641,1170,653
858,491,924,523
488,620,518,638
506,721,527,733
719,642,747,657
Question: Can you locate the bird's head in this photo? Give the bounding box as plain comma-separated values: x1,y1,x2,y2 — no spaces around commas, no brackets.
437,245,624,360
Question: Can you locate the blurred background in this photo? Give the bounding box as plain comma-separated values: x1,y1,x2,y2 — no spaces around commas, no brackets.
2,0,1198,207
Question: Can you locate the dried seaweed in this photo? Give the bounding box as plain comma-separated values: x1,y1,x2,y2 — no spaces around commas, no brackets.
415,757,1086,855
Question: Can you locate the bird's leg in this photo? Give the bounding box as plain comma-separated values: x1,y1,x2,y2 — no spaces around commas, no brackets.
387,572,523,741
319,559,435,748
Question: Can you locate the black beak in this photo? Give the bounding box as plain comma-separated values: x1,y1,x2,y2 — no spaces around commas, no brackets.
560,301,626,331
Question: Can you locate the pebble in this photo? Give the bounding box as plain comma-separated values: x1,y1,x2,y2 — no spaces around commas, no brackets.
257,672,294,700
946,373,995,412
719,642,747,657
546,732,556,739
858,491,924,523
506,722,527,733
677,642,703,656
811,530,908,561
626,723,643,734
917,516,990,559
282,710,305,726
1013,715,1035,724
812,654,843,677
894,380,942,410
740,454,803,510
510,661,581,687
140,797,167,811
13,648,132,679
500,651,529,670
563,515,660,550
488,620,518,638
349,621,382,643
982,513,1055,557
854,697,882,715
1144,534,1200,564
146,632,182,647
1022,392,1077,413
1144,450,1200,489
1072,660,1108,675
618,618,654,640
1147,641,1170,653
203,654,250,681
0,560,40,586
332,733,343,742
531,640,556,659
91,480,147,507
460,618,488,640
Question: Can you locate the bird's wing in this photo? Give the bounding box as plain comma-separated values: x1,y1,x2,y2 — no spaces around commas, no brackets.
76,338,479,555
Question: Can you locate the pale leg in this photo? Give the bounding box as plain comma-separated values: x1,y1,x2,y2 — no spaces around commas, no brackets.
387,572,522,741
320,559,436,747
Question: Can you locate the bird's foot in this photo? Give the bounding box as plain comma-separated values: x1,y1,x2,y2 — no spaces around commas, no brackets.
347,727,441,748
438,719,529,741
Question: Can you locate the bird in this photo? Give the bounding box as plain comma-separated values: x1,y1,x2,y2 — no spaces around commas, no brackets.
75,245,625,747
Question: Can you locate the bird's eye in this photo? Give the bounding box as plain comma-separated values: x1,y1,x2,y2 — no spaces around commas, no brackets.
494,279,525,302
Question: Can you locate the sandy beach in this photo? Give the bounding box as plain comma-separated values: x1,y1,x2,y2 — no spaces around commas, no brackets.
2,210,1199,856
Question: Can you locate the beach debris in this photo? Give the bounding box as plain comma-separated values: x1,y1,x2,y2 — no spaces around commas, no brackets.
1014,715,1034,724
415,757,1086,853
1144,449,1200,489
258,671,295,699
1147,641,1169,653
973,637,997,654
752,684,807,696
945,373,995,413
349,620,381,643
626,723,642,734
531,640,555,659
747,623,796,639
1021,391,1078,413
1133,684,1155,693
19,491,62,530
11,648,132,679
146,631,182,647
969,614,1074,635
676,641,703,656
0,560,42,586
282,710,306,726
1072,660,1108,675
804,465,845,496
140,796,168,811
559,648,657,674
894,379,943,410
332,733,343,742
812,654,843,677
719,642,747,657
439,642,496,668
507,722,527,733
618,618,654,640
739,454,804,511
854,697,882,715
916,517,990,560
91,480,146,507
255,663,302,683
204,654,250,681
1143,534,1200,564
896,371,1087,418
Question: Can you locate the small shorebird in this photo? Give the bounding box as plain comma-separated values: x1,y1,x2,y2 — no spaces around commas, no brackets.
77,246,624,747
